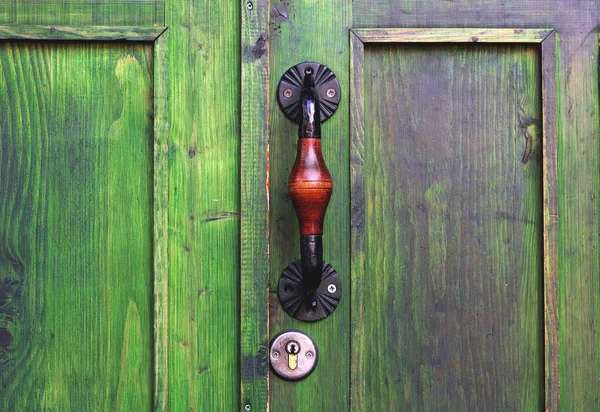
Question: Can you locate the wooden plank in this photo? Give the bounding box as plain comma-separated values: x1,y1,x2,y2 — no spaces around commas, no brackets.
240,0,270,410
349,30,366,412
0,25,166,41
351,5,600,410
267,0,352,410
163,0,241,410
153,29,169,412
351,39,545,410
541,31,559,412
556,32,600,411
0,2,164,27
352,28,553,43
0,41,155,410
352,0,598,31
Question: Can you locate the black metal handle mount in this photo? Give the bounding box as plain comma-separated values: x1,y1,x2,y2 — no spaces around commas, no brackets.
276,62,342,322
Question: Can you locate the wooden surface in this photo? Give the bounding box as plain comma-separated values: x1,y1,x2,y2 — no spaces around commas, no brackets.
353,28,553,43
266,0,352,410
288,139,333,236
152,29,170,411
0,1,163,26
240,0,271,410
352,41,544,410
163,0,241,410
349,3,600,408
0,41,155,410
0,25,166,41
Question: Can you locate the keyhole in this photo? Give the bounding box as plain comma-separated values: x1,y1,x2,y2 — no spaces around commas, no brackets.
286,341,300,355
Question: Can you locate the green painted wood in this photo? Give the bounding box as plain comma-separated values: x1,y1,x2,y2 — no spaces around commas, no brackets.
240,0,270,410
0,2,164,26
153,29,170,412
163,0,241,410
0,25,166,41
350,4,600,410
0,41,155,410
351,43,544,410
267,0,352,411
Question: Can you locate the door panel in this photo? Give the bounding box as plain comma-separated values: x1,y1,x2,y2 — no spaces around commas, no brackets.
356,43,543,410
0,42,154,410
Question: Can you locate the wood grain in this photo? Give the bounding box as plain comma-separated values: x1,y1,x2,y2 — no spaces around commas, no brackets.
153,28,170,412
288,139,333,236
0,41,155,410
267,0,352,410
0,1,164,26
349,6,600,408
352,28,553,44
163,0,241,410
541,32,559,412
352,41,545,410
240,0,270,410
0,25,166,41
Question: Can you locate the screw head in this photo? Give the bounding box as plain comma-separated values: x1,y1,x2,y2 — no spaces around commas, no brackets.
327,284,337,294
283,88,293,99
246,1,253,10
326,88,336,98
245,404,252,411
272,351,280,359
306,351,314,359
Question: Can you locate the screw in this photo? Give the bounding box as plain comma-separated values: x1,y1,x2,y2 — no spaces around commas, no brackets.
327,284,337,294
272,351,280,359
283,88,293,99
326,88,336,98
246,1,253,10
245,404,251,411
306,351,314,360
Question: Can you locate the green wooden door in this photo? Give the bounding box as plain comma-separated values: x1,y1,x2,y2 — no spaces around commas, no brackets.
0,1,598,411
242,2,598,412
0,37,159,409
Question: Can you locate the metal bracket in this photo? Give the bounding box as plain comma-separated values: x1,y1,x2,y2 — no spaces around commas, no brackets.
277,61,341,124
278,260,341,322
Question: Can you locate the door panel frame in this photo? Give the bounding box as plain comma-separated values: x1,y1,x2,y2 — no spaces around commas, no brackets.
349,27,558,410
0,25,170,409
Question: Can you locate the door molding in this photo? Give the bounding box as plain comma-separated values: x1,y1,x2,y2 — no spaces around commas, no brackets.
0,25,171,410
350,27,559,410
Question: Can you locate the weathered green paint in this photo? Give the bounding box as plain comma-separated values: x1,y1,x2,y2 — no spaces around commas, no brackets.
240,0,270,410
267,0,352,411
354,43,544,410
0,25,166,41
350,6,600,409
163,0,241,410
0,2,164,26
0,41,154,410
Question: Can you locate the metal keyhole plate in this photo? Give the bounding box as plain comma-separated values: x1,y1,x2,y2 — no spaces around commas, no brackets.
270,330,318,381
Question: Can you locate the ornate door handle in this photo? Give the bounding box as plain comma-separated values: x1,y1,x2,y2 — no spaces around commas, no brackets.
276,62,342,322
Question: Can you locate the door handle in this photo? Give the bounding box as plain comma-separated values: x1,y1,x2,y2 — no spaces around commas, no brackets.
276,62,342,322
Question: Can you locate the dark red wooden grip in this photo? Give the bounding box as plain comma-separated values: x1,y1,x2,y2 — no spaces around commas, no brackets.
288,138,333,236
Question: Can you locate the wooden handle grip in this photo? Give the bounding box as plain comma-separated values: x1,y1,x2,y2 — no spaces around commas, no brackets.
288,138,333,236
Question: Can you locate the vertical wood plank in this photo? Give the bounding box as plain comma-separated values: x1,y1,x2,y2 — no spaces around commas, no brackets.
557,32,600,411
153,29,170,412
541,31,559,412
240,0,270,410
164,0,241,409
351,39,545,410
268,0,352,410
349,30,365,412
0,41,155,410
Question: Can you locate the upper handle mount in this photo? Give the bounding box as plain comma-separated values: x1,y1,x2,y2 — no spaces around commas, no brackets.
277,61,341,126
